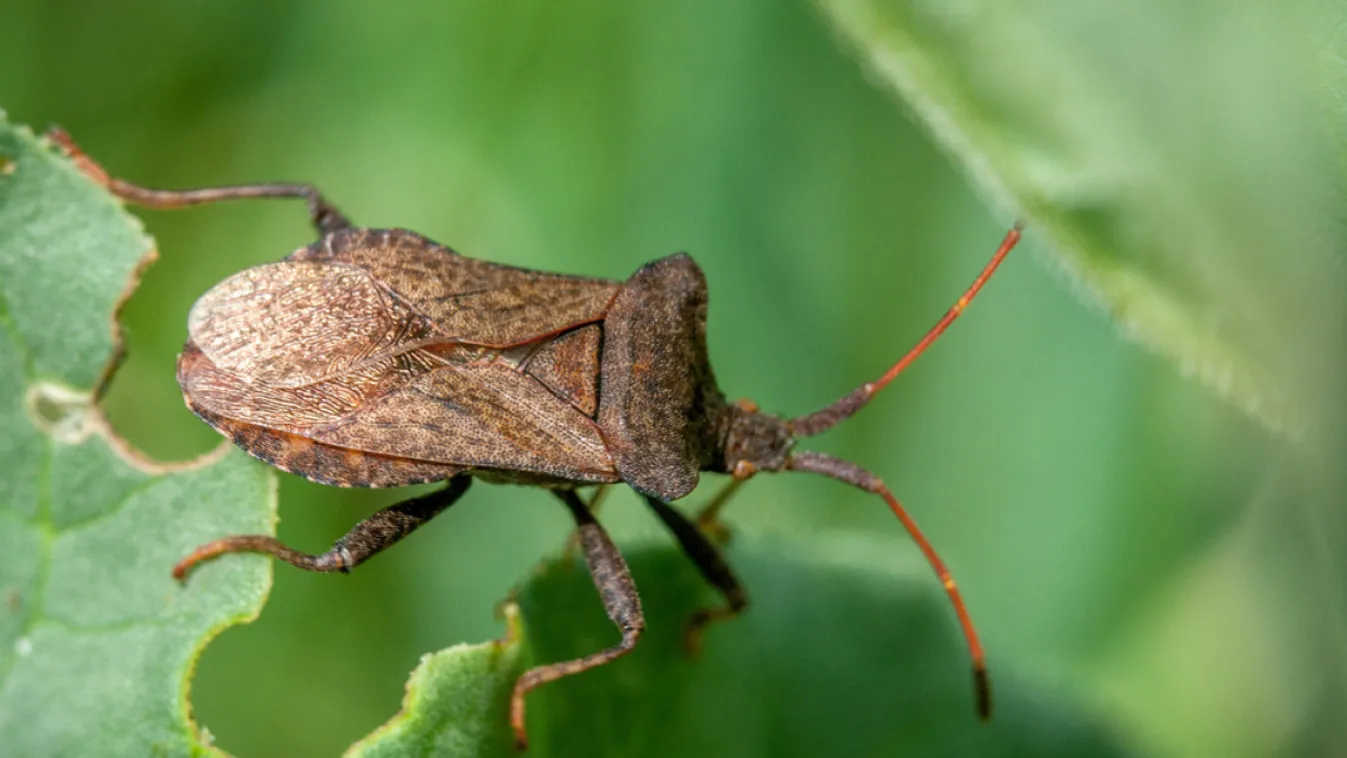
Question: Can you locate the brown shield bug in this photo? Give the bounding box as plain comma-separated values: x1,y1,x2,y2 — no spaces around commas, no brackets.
52,129,1021,749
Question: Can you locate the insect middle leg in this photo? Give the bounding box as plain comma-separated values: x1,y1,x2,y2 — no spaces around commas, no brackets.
642,495,748,655
172,476,471,580
511,490,645,750
46,127,351,234
559,484,614,561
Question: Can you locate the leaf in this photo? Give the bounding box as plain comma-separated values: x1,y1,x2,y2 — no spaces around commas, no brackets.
817,0,1347,440
346,605,525,758
0,115,275,756
352,535,1133,757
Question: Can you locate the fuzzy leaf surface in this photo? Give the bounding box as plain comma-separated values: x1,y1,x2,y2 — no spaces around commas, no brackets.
820,0,1347,439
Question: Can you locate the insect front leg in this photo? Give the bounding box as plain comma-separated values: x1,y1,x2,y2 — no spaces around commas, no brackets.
512,490,645,750
693,476,747,543
172,476,471,580
642,495,748,655
47,127,351,235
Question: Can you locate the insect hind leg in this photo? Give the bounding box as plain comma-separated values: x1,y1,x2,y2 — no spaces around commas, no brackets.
172,476,470,580
46,127,351,235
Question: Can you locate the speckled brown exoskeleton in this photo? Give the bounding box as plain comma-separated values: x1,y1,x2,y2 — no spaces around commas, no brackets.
52,129,1021,750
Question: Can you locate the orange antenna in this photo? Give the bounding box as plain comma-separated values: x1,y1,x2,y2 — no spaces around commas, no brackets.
790,222,1023,438
786,223,1024,719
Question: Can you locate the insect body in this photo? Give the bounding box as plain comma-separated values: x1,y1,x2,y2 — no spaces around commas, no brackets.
52,129,1020,750
178,228,725,500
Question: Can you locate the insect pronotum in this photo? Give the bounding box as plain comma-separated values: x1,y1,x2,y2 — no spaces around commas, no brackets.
51,129,1021,750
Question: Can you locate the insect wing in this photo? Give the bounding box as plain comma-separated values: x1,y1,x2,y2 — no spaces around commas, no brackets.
181,230,624,485
187,259,436,389
309,360,617,481
290,228,621,347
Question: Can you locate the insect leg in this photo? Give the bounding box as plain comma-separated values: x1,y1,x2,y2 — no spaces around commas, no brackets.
559,485,613,561
511,490,644,750
586,484,615,514
171,476,471,580
693,476,747,543
643,495,748,656
47,127,351,234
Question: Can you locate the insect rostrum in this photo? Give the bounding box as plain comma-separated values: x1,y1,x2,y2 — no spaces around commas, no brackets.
52,129,1021,751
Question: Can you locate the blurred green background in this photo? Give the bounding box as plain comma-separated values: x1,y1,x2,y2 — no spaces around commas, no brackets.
2,1,1343,756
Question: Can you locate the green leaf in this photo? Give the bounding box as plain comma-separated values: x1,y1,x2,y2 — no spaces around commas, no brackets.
818,0,1346,440
346,605,525,758
0,115,275,756
352,535,1132,757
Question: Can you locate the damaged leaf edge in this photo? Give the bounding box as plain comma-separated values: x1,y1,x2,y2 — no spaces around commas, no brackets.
10,119,281,756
